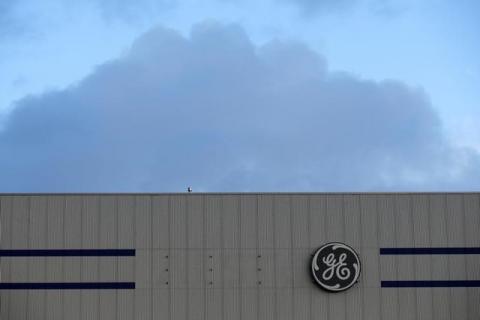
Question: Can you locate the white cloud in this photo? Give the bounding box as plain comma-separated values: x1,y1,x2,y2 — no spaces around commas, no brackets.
1,22,479,192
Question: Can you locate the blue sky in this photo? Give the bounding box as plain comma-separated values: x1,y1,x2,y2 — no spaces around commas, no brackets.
0,0,479,191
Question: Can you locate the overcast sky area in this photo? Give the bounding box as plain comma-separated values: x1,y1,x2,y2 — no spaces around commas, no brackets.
0,0,479,192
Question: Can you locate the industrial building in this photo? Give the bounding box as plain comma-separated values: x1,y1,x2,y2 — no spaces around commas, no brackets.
1,193,479,319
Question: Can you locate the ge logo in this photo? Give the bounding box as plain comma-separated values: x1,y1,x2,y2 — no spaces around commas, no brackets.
311,242,361,292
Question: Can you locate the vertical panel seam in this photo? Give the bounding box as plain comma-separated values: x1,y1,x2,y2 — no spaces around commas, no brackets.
358,195,365,320
394,196,400,320
202,196,206,320
133,196,137,320
185,196,189,320
115,196,119,320
289,196,295,320
150,196,153,320
323,196,330,320
238,196,242,320
272,196,277,320
80,198,83,320
428,195,434,319
255,195,259,320
375,197,382,319
307,196,312,320
168,196,172,320
342,195,347,320
409,195,418,320
461,194,469,318
62,196,66,320
444,194,452,320
26,196,31,320
43,197,48,320
97,196,101,320
288,196,295,318
221,197,225,320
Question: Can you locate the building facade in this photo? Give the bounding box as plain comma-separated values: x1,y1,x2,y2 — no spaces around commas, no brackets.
0,193,479,319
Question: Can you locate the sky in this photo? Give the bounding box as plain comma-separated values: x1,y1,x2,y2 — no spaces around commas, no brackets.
0,0,479,192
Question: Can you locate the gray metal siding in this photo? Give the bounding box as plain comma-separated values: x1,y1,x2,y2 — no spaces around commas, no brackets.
1,193,479,319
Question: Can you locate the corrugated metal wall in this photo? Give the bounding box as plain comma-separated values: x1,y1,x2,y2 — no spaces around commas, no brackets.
0,193,479,319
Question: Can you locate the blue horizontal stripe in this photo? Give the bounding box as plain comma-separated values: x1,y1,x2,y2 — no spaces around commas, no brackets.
380,247,480,255
0,282,135,290
0,249,135,257
382,280,480,288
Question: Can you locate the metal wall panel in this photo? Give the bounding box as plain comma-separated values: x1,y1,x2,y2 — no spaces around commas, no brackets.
1,197,12,319
1,193,480,320
359,195,381,320
411,194,433,320
378,195,399,320
309,195,330,320
257,195,275,320
325,195,347,320
28,196,48,320
344,195,363,320
429,194,451,320
99,196,117,320
395,195,416,320
464,194,480,318
446,194,468,320
81,196,99,320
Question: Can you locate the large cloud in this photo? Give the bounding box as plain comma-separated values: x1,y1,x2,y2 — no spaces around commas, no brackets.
1,22,479,192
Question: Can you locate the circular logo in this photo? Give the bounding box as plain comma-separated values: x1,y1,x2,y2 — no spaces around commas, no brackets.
311,242,361,292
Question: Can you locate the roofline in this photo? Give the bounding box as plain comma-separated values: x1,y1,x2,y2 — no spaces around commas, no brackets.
0,192,479,196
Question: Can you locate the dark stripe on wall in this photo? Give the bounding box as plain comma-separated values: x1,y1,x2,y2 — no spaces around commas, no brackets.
382,280,480,288
380,247,480,255
0,282,135,290
0,249,135,257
